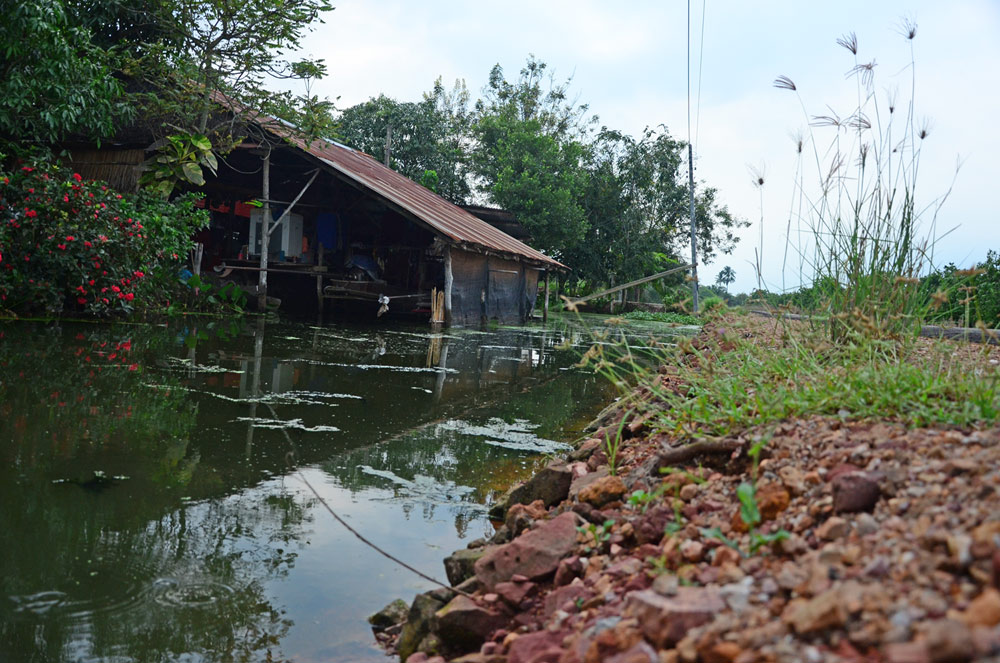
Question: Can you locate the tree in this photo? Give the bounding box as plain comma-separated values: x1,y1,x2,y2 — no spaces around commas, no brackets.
0,0,130,147
470,57,594,255
122,0,337,194
337,80,472,203
562,126,746,292
716,266,736,292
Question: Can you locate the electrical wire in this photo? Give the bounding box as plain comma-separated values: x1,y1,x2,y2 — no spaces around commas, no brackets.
695,0,707,152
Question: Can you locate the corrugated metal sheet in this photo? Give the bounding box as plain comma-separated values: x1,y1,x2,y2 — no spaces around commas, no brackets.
270,121,565,269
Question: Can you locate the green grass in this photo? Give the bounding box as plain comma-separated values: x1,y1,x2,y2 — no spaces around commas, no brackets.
594,316,1000,439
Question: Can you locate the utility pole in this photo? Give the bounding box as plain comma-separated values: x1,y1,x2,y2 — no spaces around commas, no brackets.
688,144,699,313
384,125,392,167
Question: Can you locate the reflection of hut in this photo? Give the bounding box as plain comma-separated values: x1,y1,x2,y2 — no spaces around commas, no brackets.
65,103,564,326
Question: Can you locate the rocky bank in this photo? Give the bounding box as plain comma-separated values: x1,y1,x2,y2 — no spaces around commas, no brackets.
370,320,1000,663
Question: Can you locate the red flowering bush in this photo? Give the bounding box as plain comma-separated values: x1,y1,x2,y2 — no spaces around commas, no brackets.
0,162,208,315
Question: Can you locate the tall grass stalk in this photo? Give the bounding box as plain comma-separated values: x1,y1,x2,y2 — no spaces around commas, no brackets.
775,22,956,341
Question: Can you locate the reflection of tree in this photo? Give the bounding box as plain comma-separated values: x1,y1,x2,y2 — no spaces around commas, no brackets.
0,478,311,662
0,320,312,662
322,362,611,519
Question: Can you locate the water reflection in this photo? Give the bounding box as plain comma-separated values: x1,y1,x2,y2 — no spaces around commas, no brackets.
0,315,691,662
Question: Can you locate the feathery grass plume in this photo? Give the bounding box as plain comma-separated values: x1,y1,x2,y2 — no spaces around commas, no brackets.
773,75,796,91
837,32,859,55
766,19,970,342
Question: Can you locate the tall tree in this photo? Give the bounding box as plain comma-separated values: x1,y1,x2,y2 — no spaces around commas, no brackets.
470,57,594,255
337,80,472,203
563,126,746,291
716,266,736,292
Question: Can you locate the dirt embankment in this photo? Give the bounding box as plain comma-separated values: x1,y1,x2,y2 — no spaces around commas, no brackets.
371,319,1000,663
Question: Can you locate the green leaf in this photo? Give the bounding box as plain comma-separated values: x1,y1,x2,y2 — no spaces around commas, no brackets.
736,482,761,528
180,162,205,186
191,134,212,151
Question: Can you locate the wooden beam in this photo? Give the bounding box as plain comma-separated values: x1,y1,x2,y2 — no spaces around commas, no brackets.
267,168,319,237
543,271,550,323
568,264,694,307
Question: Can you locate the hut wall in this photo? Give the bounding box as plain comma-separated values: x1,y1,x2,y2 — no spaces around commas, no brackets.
66,149,144,192
450,250,538,326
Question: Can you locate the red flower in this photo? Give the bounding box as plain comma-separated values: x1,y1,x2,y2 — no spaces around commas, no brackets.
124,293,134,301
128,364,138,371
65,236,74,241
111,285,120,293
72,173,82,182
25,210,37,218
77,297,87,305
57,244,66,250
84,241,92,248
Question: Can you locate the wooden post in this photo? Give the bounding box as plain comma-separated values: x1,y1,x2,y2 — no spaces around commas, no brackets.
430,287,438,323
543,270,550,323
443,246,453,326
316,242,324,317
257,151,271,312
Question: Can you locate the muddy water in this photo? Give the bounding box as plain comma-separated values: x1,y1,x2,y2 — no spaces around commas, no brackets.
0,315,694,662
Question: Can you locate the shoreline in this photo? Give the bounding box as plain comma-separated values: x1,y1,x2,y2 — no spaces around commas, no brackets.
370,313,1000,663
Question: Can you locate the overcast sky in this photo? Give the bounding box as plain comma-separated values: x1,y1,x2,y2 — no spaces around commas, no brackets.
294,0,1000,294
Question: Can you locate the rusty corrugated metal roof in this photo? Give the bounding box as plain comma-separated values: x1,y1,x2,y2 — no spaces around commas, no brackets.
267,119,565,269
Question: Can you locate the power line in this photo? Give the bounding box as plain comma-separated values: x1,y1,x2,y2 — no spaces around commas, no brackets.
695,0,707,152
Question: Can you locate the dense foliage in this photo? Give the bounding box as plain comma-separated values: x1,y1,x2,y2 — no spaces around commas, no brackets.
0,162,208,315
338,57,747,297
337,81,472,203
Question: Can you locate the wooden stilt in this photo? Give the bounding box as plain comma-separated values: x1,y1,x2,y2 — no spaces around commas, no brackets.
443,247,453,326
543,270,550,323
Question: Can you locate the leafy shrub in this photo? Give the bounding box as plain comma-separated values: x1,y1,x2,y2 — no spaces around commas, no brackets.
701,297,726,314
622,310,700,325
0,161,208,315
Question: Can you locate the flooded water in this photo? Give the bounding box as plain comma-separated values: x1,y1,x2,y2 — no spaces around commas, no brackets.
0,314,694,663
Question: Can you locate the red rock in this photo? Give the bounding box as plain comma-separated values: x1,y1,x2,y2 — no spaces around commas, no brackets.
832,472,880,513
756,483,791,521
964,588,1000,627
494,579,537,607
883,641,930,663
543,582,591,617
605,641,658,663
554,556,584,587
625,587,724,648
505,500,548,537
507,630,565,663
816,516,850,541
475,512,582,590
828,463,863,482
712,545,742,567
433,595,508,655
925,619,974,663
578,475,627,508
700,641,742,663
634,506,675,545
783,587,848,634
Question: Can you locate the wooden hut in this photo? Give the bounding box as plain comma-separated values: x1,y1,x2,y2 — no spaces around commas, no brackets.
63,105,565,326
